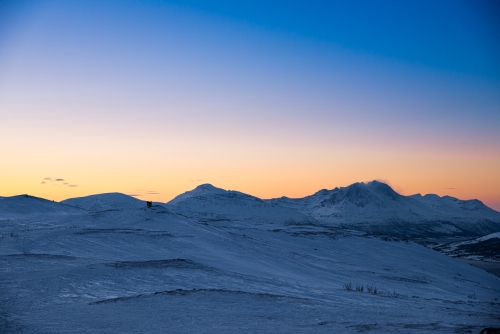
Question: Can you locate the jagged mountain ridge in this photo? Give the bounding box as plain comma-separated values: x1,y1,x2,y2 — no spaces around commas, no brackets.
270,181,499,222
271,181,500,237
269,181,431,220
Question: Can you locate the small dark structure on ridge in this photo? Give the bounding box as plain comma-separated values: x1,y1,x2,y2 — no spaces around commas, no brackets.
146,201,152,208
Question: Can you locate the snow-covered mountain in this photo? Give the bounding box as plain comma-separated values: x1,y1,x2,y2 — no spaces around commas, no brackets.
61,193,149,212
167,184,317,225
410,193,499,218
269,181,500,238
434,232,500,262
0,195,84,219
269,181,432,221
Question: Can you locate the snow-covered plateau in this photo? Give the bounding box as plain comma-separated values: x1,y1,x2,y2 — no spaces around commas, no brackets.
1,181,499,333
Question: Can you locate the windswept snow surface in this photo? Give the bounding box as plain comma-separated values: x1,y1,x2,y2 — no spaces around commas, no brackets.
62,192,152,212
1,204,499,333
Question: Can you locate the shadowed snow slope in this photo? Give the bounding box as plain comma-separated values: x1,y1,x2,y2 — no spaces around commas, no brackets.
0,207,499,333
61,193,148,212
166,184,317,225
435,232,500,262
0,195,85,219
269,181,500,238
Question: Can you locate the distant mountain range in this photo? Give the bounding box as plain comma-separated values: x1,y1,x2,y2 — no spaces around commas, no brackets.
2,181,499,239
267,181,500,238
165,181,500,238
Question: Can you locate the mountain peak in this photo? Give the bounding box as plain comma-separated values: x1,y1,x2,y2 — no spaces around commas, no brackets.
364,180,401,200
61,192,146,212
167,184,227,206
194,184,223,192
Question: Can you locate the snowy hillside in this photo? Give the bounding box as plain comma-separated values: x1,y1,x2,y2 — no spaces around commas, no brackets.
1,184,500,332
62,192,150,212
434,232,500,262
269,181,500,238
0,204,498,333
0,195,84,219
167,184,317,225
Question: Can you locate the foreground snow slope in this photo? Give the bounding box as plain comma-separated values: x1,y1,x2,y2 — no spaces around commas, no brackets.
1,206,499,333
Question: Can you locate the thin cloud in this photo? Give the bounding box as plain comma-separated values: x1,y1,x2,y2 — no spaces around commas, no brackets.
146,191,160,195
445,187,456,190
40,177,76,188
127,190,161,197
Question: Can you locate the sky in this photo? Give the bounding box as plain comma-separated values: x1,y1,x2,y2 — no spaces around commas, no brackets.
0,0,499,209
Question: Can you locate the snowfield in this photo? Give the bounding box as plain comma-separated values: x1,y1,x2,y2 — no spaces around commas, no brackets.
1,182,499,333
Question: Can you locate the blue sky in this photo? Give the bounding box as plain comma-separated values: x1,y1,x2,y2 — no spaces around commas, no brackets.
0,0,499,208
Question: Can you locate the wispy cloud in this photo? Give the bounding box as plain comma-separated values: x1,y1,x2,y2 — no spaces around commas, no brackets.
40,177,77,188
127,190,161,197
445,187,456,190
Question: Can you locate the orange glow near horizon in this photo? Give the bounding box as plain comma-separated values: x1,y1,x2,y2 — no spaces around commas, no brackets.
1,1,499,212
2,131,499,211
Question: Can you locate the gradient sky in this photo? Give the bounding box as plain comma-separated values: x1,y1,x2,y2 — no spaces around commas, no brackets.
1,0,499,209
